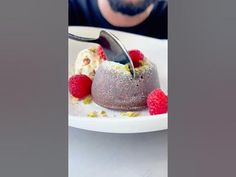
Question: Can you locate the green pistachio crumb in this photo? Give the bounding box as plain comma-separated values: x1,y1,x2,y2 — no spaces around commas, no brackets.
89,47,97,53
87,111,98,118
124,64,130,72
100,111,108,117
83,96,92,104
121,112,140,117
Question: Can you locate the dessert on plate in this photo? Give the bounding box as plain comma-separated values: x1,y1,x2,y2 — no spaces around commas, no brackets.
69,46,167,115
91,59,159,111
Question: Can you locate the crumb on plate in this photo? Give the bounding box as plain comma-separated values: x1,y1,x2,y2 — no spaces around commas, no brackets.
87,111,98,118
121,112,140,117
82,95,92,104
99,110,108,117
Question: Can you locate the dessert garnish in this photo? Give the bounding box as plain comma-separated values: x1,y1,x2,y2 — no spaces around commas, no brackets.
128,49,144,67
99,111,108,117
87,110,108,118
68,74,92,99
82,95,92,104
121,112,140,117
87,111,98,118
97,46,107,60
147,88,168,115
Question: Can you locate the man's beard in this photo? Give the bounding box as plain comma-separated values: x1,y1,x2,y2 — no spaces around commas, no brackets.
107,0,156,16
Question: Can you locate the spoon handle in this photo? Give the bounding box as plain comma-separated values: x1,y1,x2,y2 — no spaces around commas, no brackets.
68,33,98,43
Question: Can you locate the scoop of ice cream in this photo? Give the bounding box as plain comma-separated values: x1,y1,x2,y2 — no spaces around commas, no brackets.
74,47,103,79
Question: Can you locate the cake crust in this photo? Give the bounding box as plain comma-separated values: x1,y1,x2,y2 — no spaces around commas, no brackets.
91,60,160,111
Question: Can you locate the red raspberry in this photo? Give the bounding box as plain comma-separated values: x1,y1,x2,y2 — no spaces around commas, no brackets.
97,46,107,60
68,74,92,99
147,88,168,115
128,49,144,67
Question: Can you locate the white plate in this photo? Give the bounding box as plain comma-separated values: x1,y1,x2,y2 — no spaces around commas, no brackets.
68,26,168,133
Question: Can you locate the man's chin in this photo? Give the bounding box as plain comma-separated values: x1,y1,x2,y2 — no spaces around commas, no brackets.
107,0,154,16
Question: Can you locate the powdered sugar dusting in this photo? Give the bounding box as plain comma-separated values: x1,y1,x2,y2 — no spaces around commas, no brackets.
91,59,160,111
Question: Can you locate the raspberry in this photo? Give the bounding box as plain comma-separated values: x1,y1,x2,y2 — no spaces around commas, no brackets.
68,74,92,99
147,88,168,115
128,49,144,67
97,46,107,60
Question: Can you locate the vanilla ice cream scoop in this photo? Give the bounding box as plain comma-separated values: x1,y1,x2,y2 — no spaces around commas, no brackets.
74,47,103,79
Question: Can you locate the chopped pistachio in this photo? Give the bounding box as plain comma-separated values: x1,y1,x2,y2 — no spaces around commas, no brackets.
82,96,92,104
89,47,97,53
127,112,140,117
83,58,91,65
124,64,130,72
100,110,108,117
121,112,140,117
87,111,98,118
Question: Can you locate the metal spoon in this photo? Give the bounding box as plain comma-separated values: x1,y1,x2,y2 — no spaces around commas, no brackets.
68,30,135,78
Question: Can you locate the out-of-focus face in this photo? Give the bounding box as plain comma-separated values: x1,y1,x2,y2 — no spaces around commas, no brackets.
107,0,156,15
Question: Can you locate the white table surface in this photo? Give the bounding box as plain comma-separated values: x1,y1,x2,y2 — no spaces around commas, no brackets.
69,127,167,177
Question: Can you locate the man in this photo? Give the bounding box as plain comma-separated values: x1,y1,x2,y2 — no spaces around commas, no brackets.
69,0,167,39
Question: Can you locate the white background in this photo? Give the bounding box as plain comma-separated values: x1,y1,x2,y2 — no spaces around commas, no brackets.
69,128,167,177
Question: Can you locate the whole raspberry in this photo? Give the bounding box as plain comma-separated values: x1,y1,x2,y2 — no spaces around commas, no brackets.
68,74,92,99
147,88,168,115
128,49,144,67
97,46,107,60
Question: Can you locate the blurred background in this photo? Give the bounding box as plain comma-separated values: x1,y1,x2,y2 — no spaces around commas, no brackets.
69,0,167,39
